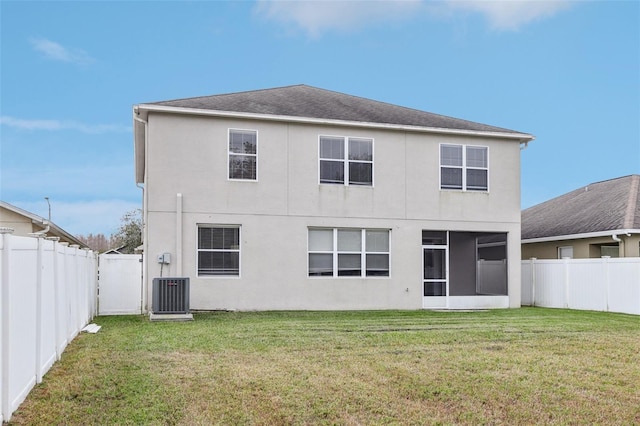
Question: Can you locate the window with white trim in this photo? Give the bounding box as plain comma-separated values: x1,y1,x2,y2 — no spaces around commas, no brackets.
229,129,257,180
198,226,240,276
308,228,389,277
319,136,373,185
558,246,573,259
440,144,488,191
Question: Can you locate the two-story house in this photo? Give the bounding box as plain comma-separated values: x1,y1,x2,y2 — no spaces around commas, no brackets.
133,85,534,311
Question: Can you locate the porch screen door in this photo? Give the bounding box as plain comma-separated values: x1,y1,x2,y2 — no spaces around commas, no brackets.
423,246,447,299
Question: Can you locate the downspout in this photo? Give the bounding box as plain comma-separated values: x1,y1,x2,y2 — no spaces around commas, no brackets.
134,112,149,314
611,234,625,257
176,193,183,276
28,222,50,238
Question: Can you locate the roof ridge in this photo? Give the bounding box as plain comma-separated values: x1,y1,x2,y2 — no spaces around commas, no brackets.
623,174,640,228
145,84,307,105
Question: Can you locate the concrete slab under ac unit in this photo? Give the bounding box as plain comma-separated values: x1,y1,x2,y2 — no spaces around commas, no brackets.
149,312,194,321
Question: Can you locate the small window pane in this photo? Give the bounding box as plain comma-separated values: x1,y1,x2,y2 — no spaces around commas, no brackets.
348,162,372,186
366,254,389,276
199,227,239,250
198,252,239,276
466,169,488,191
309,253,333,276
338,230,361,252
441,145,462,166
348,138,372,161
422,231,447,246
222,228,240,250
424,282,446,296
366,230,389,252
466,146,487,168
309,229,333,251
338,254,361,276
229,155,256,180
229,131,257,154
320,160,344,184
320,137,344,159
441,167,462,189
424,249,446,280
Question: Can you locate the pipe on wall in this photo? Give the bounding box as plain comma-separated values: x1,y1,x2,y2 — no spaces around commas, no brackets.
176,193,183,276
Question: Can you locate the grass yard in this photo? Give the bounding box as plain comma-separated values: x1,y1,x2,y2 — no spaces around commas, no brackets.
8,308,640,425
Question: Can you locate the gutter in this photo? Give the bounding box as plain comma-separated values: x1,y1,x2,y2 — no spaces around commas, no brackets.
522,229,640,244
134,104,535,142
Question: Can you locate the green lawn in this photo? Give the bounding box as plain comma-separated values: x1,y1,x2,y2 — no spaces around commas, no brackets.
9,308,640,425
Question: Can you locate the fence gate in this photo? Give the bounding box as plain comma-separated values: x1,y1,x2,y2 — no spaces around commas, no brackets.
98,254,143,315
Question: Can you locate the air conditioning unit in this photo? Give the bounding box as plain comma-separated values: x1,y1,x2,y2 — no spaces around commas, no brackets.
152,277,190,314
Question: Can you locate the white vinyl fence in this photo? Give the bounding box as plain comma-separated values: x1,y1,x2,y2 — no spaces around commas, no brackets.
0,232,97,422
98,254,143,315
522,257,640,315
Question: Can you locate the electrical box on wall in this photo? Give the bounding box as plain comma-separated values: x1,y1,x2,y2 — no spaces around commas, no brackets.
157,253,171,264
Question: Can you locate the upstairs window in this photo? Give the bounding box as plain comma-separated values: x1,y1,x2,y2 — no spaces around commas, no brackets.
229,129,257,180
319,136,373,186
440,144,488,191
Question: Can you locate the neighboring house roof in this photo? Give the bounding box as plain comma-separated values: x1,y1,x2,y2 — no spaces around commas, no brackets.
0,200,88,248
133,85,534,184
522,175,640,242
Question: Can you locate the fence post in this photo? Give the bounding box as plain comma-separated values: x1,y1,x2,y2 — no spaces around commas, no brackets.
51,240,61,361
1,229,14,422
602,256,610,312
35,237,43,383
563,257,570,309
530,258,537,307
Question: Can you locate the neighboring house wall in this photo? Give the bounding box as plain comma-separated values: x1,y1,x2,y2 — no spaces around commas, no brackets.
0,207,36,235
143,113,524,310
522,234,640,259
0,203,87,248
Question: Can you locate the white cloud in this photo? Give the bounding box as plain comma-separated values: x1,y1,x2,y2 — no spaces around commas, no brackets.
29,37,94,65
0,116,131,134
10,199,141,237
255,0,423,37
255,0,574,35
444,0,574,31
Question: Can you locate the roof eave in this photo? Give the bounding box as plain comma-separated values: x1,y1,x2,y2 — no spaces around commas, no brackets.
522,229,640,244
134,104,535,142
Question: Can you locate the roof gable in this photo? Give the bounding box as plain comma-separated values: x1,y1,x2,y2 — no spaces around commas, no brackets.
142,85,529,136
522,175,640,240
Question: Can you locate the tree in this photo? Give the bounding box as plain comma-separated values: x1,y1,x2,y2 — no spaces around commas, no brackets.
110,209,142,254
75,233,112,252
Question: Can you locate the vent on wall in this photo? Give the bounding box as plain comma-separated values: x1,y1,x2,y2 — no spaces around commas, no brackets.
152,277,190,314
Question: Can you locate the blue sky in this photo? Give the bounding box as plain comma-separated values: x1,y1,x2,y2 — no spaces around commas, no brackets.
1,0,638,237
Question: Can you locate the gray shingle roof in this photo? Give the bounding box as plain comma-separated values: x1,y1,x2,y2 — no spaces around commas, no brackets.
146,85,528,135
522,175,640,239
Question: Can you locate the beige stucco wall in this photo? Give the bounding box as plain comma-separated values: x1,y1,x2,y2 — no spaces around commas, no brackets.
0,207,36,235
143,112,523,310
522,234,640,259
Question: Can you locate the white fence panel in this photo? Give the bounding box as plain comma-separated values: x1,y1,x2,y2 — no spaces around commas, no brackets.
535,260,566,308
608,258,640,315
567,259,607,311
98,254,142,315
38,240,57,381
5,236,38,422
0,232,97,422
522,257,640,315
